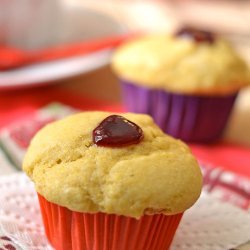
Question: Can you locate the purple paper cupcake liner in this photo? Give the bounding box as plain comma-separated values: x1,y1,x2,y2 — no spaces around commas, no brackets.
121,80,237,143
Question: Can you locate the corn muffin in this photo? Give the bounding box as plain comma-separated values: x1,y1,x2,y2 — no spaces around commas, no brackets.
112,28,250,142
23,111,202,250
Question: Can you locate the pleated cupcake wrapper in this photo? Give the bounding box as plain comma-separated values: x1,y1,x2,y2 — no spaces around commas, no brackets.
38,194,183,250
121,81,237,142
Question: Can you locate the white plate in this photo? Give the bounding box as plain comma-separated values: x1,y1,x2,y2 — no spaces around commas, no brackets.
0,49,113,89
0,4,126,89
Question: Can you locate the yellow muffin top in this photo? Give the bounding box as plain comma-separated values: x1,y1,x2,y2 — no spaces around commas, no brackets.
23,112,202,219
112,34,249,95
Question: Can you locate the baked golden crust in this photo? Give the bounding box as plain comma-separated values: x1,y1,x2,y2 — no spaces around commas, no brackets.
23,112,202,218
112,34,249,95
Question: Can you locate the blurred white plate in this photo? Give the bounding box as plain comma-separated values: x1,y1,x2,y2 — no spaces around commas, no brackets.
0,49,113,89
0,5,126,90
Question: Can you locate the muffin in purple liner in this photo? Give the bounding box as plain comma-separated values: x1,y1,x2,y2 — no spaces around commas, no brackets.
121,81,237,142
112,28,250,142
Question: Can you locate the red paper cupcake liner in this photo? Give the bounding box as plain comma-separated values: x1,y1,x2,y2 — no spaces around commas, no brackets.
121,80,237,143
38,194,183,250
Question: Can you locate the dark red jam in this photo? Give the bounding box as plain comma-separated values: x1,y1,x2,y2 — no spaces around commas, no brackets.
93,115,144,147
175,27,215,44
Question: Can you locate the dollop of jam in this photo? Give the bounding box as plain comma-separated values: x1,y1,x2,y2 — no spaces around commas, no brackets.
93,115,144,147
175,27,215,44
